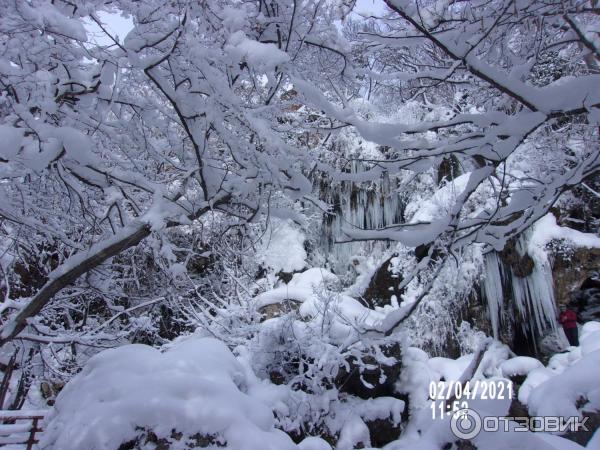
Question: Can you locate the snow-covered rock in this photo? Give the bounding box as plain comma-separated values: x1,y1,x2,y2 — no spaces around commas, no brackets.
40,337,326,450
500,356,544,378
528,350,600,418
518,322,600,419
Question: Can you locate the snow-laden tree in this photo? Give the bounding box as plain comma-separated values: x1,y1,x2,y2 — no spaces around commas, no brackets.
1,0,598,347
293,0,600,332
0,0,346,346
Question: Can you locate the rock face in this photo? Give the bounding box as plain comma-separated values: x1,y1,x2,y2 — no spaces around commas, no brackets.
570,287,600,322
437,154,461,186
40,381,64,406
259,299,300,321
335,343,402,399
553,247,600,307
500,238,534,278
560,410,600,447
366,417,402,448
119,430,219,450
362,256,404,308
462,288,494,337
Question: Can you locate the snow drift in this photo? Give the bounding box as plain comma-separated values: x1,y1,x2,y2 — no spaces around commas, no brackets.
40,337,328,450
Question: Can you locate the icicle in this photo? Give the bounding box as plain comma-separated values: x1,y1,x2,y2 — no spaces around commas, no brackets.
317,161,404,273
510,232,557,338
482,252,504,340
481,228,558,347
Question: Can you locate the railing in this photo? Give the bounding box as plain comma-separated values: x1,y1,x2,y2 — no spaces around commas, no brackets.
0,410,47,449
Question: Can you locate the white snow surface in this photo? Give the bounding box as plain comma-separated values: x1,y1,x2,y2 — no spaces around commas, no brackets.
428,354,473,382
529,214,600,251
524,322,600,419
226,31,290,72
255,267,340,308
40,337,327,450
387,324,600,450
259,219,307,273
500,356,544,377
529,350,600,418
407,173,471,224
254,266,387,343
36,322,600,450
288,267,341,291
0,125,24,160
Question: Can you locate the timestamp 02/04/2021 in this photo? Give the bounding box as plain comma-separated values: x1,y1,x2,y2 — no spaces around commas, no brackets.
429,380,514,420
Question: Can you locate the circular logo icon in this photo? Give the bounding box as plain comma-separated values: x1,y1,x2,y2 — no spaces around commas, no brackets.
450,408,482,440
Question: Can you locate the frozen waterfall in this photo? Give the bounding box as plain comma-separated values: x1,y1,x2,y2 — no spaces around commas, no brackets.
317,161,405,273
482,230,558,348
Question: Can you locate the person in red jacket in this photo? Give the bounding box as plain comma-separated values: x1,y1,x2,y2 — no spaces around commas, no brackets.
558,304,579,347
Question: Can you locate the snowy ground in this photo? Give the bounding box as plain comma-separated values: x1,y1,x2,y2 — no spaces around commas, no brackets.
34,317,600,449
